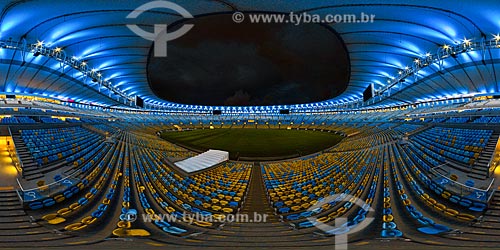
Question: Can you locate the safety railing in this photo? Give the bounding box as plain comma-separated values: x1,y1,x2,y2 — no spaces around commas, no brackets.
6,127,23,174
16,170,81,203
488,137,500,177
430,166,495,203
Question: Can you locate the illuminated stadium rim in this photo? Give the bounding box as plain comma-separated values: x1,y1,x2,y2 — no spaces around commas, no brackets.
0,39,135,107
1,34,500,112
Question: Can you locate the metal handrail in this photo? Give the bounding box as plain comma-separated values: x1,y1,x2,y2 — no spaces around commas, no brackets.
430,166,494,193
15,189,24,206
487,178,496,192
16,165,83,204
15,178,24,192
7,126,24,173
17,168,81,193
487,189,497,205
6,144,22,174
431,170,495,203
487,137,500,177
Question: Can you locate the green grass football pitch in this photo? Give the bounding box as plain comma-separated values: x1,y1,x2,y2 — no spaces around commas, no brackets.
160,128,344,160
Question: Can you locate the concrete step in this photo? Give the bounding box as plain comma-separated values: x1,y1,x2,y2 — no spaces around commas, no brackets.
0,217,28,223
473,164,490,168
0,201,22,207
485,211,500,217
0,197,20,202
483,216,500,223
0,232,73,242
473,167,489,172
24,173,44,181
0,210,26,217
23,168,39,173
0,192,17,198
0,222,40,230
486,205,500,210
468,172,488,180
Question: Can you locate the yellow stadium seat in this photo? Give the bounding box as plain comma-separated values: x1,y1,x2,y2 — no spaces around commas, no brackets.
222,207,233,213
82,216,97,225
457,214,476,221
117,220,131,229
57,208,71,216
69,203,81,211
166,206,176,213
65,222,87,231
194,220,213,227
317,216,331,223
54,194,65,203
434,203,446,212
383,214,394,222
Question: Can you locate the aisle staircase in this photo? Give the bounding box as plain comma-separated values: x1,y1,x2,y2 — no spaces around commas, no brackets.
202,163,305,246
469,132,500,180
238,163,278,222
473,190,500,229
0,190,41,241
12,134,43,180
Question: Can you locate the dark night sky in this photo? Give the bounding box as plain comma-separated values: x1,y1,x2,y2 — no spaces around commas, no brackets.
147,13,350,106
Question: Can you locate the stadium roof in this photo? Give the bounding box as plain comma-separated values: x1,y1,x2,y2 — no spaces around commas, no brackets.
0,0,499,109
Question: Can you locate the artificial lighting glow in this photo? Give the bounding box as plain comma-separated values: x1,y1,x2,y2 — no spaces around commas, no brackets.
2,35,493,112
463,38,471,46
494,164,500,175
494,34,500,42
494,34,500,48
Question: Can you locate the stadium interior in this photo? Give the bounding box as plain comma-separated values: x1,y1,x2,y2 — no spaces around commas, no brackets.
1,1,500,249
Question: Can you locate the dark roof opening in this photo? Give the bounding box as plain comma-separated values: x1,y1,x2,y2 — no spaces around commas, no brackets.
147,12,350,106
